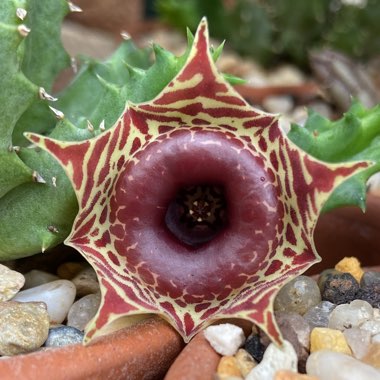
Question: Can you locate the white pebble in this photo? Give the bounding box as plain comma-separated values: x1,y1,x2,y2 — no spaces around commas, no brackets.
12,280,76,324
246,340,297,380
67,293,101,331
328,300,373,330
360,319,380,336
343,328,371,359
306,350,380,380
203,323,245,356
263,95,294,115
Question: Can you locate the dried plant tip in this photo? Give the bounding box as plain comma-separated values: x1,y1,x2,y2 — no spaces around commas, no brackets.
39,87,58,102
70,57,78,74
49,106,64,120
16,8,27,20
32,171,46,184
68,1,82,12
99,120,105,131
120,31,131,40
52,177,57,187
47,225,59,234
18,24,30,37
8,145,21,153
87,120,95,132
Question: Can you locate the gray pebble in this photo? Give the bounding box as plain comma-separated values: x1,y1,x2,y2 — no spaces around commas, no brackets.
44,326,84,347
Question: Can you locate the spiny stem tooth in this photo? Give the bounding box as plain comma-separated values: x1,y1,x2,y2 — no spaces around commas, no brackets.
68,1,82,12
39,87,58,102
99,120,105,131
87,120,94,132
49,106,64,120
70,57,78,74
120,31,131,40
32,171,46,184
52,177,57,187
16,8,27,20
18,24,30,37
47,225,59,234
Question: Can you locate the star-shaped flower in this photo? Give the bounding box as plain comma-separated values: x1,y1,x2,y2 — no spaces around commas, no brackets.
27,20,368,344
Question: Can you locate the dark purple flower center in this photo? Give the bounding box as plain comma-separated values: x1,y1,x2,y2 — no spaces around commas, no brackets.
165,184,228,247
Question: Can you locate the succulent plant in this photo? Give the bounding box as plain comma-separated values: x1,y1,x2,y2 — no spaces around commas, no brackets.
157,0,380,66
0,0,212,260
27,20,369,343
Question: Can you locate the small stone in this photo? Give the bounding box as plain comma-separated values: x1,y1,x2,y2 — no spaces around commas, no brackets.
275,312,310,372
356,283,380,309
263,95,294,114
360,319,380,335
204,324,245,356
328,300,373,330
306,350,380,380
361,343,380,369
317,269,341,292
244,334,266,362
246,340,298,380
360,271,380,288
57,261,87,279
372,333,380,343
235,348,257,377
310,327,352,355
303,301,336,329
23,269,59,289
344,328,371,359
0,264,25,301
44,326,84,347
274,369,318,380
71,266,99,297
321,272,359,305
217,356,242,378
274,276,321,315
12,280,76,324
334,256,364,283
0,301,49,355
67,293,101,331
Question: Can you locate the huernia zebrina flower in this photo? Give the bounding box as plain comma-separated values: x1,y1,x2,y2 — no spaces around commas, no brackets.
26,20,368,344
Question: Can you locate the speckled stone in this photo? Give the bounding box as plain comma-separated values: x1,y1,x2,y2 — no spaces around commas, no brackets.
12,279,76,324
303,301,335,329
235,348,257,377
244,334,265,362
23,269,59,290
217,356,242,378
71,266,99,297
360,271,380,288
356,283,380,308
44,326,84,347
310,327,351,354
317,269,341,292
0,301,49,355
204,324,245,356
274,276,321,315
321,272,359,305
307,350,380,380
67,293,101,331
328,300,373,330
275,312,311,372
343,328,371,359
0,264,24,301
246,340,298,380
334,257,364,283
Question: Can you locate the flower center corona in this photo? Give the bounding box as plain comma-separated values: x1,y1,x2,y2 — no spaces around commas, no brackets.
165,184,228,247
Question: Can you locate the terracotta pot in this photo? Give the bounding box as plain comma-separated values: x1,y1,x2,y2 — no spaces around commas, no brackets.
0,317,183,380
